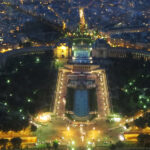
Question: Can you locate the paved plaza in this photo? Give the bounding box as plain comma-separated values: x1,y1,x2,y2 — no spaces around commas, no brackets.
54,65,110,119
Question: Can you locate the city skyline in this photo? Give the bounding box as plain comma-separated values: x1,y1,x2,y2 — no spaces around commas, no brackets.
0,0,150,150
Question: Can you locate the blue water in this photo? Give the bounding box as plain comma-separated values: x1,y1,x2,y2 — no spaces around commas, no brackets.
74,90,89,117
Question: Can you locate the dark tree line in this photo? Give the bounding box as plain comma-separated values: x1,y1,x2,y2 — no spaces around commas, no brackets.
0,52,57,131
138,134,150,147
0,137,22,150
134,112,150,129
107,55,150,116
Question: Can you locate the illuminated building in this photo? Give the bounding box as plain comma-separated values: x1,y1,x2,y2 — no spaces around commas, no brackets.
54,43,71,59
72,38,93,63
92,39,150,60
124,127,150,142
93,39,110,58
70,8,94,63
0,128,37,149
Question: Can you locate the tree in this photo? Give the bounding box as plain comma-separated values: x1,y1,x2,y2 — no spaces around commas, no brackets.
110,144,116,150
0,54,57,132
137,134,150,146
115,141,124,148
31,124,37,132
110,141,124,150
11,137,22,149
0,139,8,150
125,123,130,129
134,117,146,129
53,140,59,150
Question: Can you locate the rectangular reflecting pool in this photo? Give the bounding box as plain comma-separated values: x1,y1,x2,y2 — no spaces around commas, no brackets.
74,90,89,117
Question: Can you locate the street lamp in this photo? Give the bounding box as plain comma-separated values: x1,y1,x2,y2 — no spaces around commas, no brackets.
67,126,70,131
119,135,125,141
71,141,75,145
35,112,51,123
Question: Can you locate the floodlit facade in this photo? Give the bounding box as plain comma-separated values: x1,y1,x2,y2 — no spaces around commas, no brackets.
54,43,71,59
72,38,93,63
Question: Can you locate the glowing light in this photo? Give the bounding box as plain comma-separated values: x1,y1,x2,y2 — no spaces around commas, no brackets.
61,45,67,51
27,98,31,102
72,141,75,145
4,102,7,106
81,136,84,142
67,126,70,131
62,21,66,30
140,101,143,104
97,139,100,142
110,114,122,122
0,126,37,146
35,112,51,123
19,109,23,112
35,57,40,63
54,43,69,58
88,141,91,145
113,117,121,122
63,99,66,104
79,8,86,31
6,79,11,84
119,135,125,141
124,89,128,93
